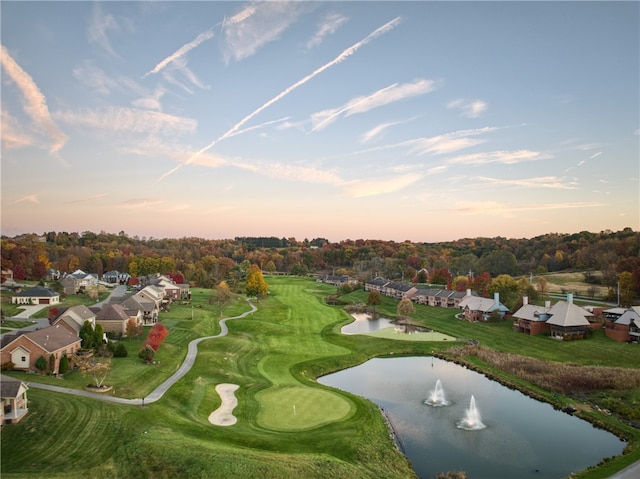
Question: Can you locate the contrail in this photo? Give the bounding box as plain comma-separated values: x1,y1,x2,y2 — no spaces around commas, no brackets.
144,29,215,77
155,16,402,183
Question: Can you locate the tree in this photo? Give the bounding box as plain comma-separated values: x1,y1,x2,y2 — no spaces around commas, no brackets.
59,353,69,374
211,281,234,316
478,250,518,276
367,290,381,318
35,355,47,373
138,344,155,363
619,271,634,306
397,298,414,321
245,264,268,298
488,274,519,310
79,321,97,350
451,275,470,292
536,277,549,302
77,356,111,388
144,323,169,351
113,342,128,358
126,318,142,338
263,260,277,273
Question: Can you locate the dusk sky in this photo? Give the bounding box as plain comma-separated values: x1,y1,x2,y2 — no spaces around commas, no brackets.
1,1,638,243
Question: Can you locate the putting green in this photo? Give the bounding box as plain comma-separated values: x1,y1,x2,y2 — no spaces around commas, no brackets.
256,386,353,431
364,327,457,342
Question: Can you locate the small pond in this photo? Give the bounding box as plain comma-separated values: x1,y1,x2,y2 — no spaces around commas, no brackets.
341,313,429,335
319,356,626,479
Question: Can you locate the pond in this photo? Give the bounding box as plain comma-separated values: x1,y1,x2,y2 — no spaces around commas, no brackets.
341,313,429,335
319,356,626,479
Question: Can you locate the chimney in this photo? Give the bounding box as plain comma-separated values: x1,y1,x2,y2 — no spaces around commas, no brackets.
567,293,573,303
466,288,471,297
494,292,499,303
523,296,529,306
545,300,551,308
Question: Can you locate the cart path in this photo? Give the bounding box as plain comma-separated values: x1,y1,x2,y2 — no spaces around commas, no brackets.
28,299,257,405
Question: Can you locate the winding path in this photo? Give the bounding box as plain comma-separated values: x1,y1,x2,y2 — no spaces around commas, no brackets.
27,299,257,405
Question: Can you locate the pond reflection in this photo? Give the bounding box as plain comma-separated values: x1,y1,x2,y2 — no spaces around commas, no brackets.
341,313,429,335
319,357,625,479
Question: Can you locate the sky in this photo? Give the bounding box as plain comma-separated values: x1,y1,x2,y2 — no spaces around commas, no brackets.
1,1,638,243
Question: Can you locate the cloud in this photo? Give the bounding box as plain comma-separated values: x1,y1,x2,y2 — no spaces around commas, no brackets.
144,29,215,77
1,46,68,155
67,194,109,204
117,198,165,209
360,117,419,144
72,61,118,95
1,110,34,149
343,173,423,198
160,56,209,93
476,176,578,189
306,12,348,49
311,79,437,132
447,150,550,165
156,16,403,183
445,200,603,216
55,106,197,137
222,1,309,63
12,193,41,204
447,99,487,118
88,3,120,56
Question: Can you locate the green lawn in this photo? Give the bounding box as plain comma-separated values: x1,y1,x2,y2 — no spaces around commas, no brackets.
2,277,639,479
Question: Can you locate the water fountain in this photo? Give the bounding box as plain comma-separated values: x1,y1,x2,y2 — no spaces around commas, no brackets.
425,379,450,406
457,395,486,430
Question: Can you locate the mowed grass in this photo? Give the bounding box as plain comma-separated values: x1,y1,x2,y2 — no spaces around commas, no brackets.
2,279,417,479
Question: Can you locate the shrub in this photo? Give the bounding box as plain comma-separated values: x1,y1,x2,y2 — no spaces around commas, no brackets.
1,361,15,371
113,342,128,358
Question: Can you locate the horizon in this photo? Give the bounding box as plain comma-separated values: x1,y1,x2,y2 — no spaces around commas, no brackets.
2,2,639,243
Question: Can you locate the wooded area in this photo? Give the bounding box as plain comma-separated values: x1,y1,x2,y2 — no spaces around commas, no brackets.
2,228,638,300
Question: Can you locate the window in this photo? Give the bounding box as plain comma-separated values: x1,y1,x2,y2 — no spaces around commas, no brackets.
21,356,26,362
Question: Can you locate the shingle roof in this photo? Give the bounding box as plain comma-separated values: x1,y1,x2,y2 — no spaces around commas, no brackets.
546,301,592,327
513,304,552,322
12,285,58,298
96,303,130,322
0,375,28,398
4,325,81,353
614,309,640,327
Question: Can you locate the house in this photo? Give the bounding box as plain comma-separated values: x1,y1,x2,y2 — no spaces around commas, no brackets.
382,281,417,299
605,306,640,343
546,294,593,340
11,285,60,305
413,288,472,308
1,269,14,283
95,303,142,336
365,276,390,293
316,274,359,287
1,375,29,425
0,325,82,374
118,294,157,325
102,270,131,285
50,305,96,334
512,297,553,335
137,285,165,313
59,275,81,295
459,292,509,321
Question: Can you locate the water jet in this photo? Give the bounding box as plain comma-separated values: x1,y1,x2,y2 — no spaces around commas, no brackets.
457,395,486,430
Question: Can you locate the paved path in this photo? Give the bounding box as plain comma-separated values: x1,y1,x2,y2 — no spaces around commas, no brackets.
606,460,640,479
27,299,257,406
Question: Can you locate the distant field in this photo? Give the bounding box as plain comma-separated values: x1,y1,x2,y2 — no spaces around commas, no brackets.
535,271,609,299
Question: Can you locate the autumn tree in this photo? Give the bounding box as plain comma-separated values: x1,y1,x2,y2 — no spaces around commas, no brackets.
144,323,168,351
138,344,155,363
211,281,234,316
536,277,549,302
451,275,470,292
263,260,277,273
246,264,268,298
397,298,414,321
618,271,634,306
367,290,381,318
429,267,451,286
77,356,111,388
126,318,142,338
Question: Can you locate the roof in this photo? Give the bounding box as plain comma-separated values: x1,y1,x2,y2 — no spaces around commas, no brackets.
2,325,81,354
12,285,59,298
513,304,552,322
459,296,509,313
52,305,96,332
603,307,628,316
0,375,28,398
546,301,592,327
120,294,155,312
95,303,130,322
614,309,640,326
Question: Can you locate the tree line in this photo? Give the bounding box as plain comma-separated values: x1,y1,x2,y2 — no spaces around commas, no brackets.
1,228,638,300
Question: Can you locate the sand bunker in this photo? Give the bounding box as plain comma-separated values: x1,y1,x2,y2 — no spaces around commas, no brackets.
208,383,240,426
